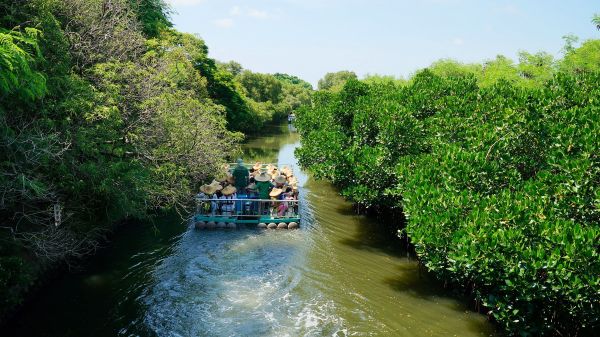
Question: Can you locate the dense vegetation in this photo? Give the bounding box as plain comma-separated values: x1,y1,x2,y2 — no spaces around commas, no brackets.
0,0,309,321
296,38,599,335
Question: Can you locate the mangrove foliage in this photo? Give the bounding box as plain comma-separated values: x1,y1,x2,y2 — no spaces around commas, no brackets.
296,40,599,336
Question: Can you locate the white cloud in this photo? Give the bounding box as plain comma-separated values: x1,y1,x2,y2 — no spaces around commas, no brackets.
166,0,206,6
247,9,269,19
214,18,234,28
452,37,464,46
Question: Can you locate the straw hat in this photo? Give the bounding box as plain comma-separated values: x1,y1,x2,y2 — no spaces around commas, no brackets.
253,162,262,170
266,164,275,172
222,185,237,196
281,166,293,176
210,180,223,191
268,169,279,179
288,176,298,184
200,184,217,195
274,175,287,184
269,188,283,198
255,171,272,182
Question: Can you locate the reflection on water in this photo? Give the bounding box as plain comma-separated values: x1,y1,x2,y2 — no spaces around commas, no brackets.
3,123,498,337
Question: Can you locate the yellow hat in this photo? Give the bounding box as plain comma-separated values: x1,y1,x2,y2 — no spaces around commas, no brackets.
210,180,223,191
255,171,272,182
269,188,283,197
199,184,217,195
222,185,237,196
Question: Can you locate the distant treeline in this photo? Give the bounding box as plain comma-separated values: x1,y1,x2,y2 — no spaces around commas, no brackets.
296,36,599,335
0,0,311,321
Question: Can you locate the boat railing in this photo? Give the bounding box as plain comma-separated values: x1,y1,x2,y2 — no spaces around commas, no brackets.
226,163,295,171
195,198,300,218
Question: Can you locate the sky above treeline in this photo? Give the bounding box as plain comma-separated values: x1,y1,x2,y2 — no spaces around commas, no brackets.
166,0,599,87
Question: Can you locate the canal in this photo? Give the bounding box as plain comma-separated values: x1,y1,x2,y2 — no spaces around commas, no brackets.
3,124,498,336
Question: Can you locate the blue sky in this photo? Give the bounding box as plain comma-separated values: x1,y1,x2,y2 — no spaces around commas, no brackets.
165,0,599,87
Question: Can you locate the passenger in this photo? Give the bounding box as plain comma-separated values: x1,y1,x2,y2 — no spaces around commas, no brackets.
208,180,222,193
254,171,273,199
212,188,223,215
246,182,258,197
216,172,228,185
281,166,293,177
253,162,262,172
283,187,295,216
220,185,237,215
254,170,273,214
196,184,215,214
232,158,249,193
269,188,286,216
244,182,258,214
273,175,288,188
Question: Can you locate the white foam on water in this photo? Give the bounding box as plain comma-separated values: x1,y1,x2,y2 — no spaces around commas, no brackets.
135,220,354,337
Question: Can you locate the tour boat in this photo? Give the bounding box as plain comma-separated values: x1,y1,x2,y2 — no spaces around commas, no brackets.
192,163,300,230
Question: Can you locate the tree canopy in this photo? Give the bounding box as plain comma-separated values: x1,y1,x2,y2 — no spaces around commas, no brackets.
317,70,358,91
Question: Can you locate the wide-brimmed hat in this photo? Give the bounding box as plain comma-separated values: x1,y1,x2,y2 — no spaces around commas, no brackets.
222,185,237,196
200,184,217,195
269,188,283,197
255,171,272,182
210,180,223,190
252,162,262,170
226,175,235,184
274,175,287,184
266,164,275,172
288,176,298,185
281,166,293,176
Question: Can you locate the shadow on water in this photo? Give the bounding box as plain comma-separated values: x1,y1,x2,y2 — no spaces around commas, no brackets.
2,213,187,337
242,146,280,160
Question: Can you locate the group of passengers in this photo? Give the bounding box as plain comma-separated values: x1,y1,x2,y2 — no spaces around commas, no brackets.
195,159,299,216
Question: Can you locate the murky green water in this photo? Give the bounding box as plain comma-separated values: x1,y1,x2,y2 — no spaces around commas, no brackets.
3,124,498,336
